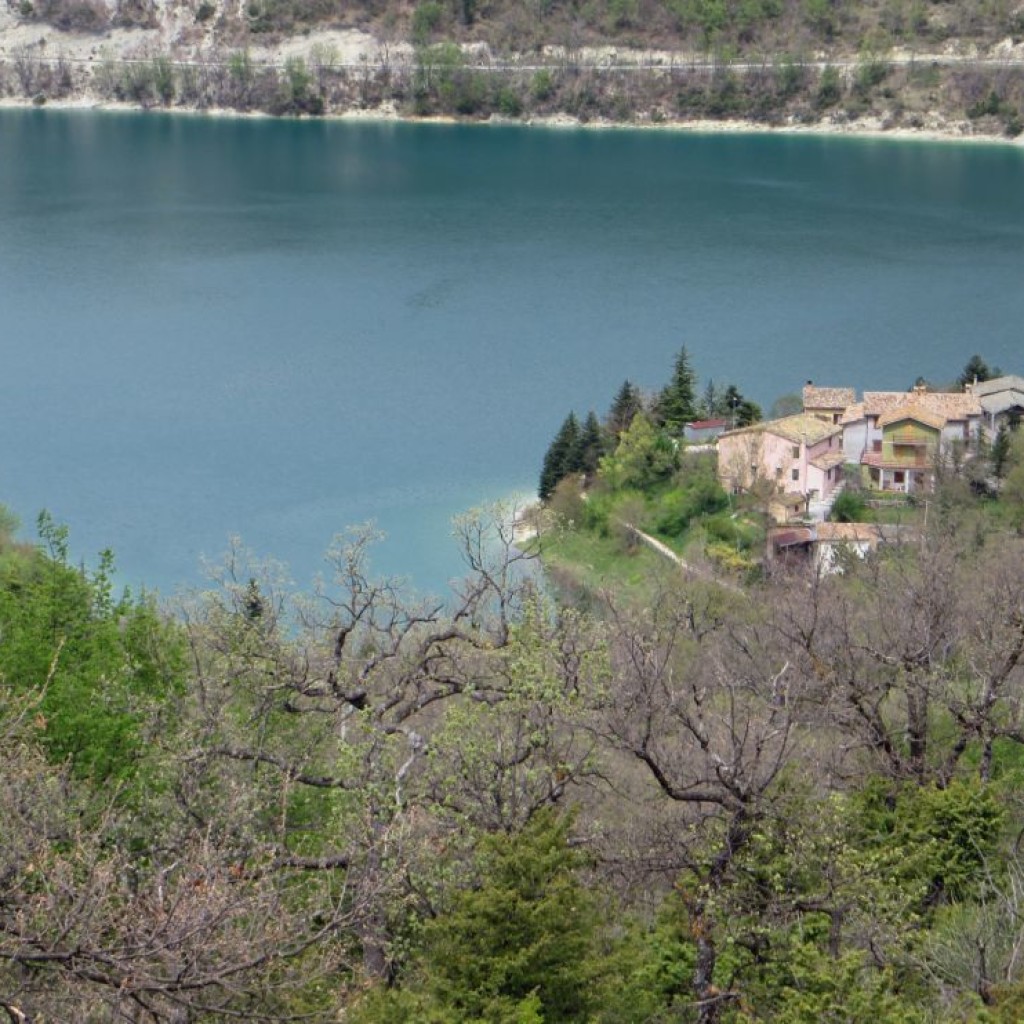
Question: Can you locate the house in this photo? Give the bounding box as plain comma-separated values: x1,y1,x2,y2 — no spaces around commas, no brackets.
802,383,857,425
717,413,845,507
683,418,729,444
768,521,907,574
966,375,1024,433
813,522,888,574
840,387,983,493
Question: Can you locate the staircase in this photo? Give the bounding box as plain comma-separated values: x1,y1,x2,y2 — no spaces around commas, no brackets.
807,480,846,523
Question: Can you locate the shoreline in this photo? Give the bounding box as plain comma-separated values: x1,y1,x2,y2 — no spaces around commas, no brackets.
1,94,1022,147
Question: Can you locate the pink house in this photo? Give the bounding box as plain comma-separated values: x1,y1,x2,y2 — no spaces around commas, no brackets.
717,413,845,505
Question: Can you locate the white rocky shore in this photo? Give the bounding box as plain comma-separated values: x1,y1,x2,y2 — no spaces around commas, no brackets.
2,0,1023,145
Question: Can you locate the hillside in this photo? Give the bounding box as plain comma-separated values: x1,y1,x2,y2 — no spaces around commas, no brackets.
2,0,1024,132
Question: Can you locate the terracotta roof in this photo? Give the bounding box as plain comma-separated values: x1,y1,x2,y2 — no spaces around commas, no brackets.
810,451,847,470
876,404,946,431
772,527,814,548
686,418,729,430
803,385,856,410
862,391,981,420
721,413,842,446
860,451,933,471
839,402,866,425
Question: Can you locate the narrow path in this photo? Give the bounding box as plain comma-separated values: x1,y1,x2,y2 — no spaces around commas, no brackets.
624,523,745,595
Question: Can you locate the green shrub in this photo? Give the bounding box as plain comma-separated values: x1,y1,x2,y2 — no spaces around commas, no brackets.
816,65,842,108
496,85,523,116
412,0,444,43
830,488,869,523
531,68,555,102
654,476,729,537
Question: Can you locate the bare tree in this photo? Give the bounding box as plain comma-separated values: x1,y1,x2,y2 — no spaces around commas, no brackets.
593,585,805,1023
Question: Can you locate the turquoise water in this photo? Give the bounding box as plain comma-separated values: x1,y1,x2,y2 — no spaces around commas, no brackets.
1,110,1022,595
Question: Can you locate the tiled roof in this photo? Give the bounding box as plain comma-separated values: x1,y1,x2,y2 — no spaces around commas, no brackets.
721,414,842,445
815,523,884,543
862,391,981,420
803,385,856,410
810,451,847,470
876,404,946,430
686,418,729,430
978,389,1024,416
839,402,866,425
860,451,932,471
968,374,1024,398
772,527,815,548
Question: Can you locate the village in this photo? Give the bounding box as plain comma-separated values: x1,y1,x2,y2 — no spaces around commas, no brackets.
705,374,1024,570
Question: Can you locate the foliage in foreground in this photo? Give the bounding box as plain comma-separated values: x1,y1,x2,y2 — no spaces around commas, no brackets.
4,500,1024,1021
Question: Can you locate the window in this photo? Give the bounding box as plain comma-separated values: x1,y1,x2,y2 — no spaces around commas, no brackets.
894,471,905,484
792,446,800,458
791,469,800,481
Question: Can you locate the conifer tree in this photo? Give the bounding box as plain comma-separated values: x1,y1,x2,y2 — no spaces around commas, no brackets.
958,354,993,388
538,412,580,501
576,410,606,476
658,346,698,434
606,380,643,437
421,810,601,1023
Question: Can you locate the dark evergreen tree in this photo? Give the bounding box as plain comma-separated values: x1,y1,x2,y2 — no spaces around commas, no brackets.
576,410,606,476
722,382,743,425
538,411,580,501
737,398,762,427
606,380,643,437
718,383,761,428
658,345,698,434
958,354,993,388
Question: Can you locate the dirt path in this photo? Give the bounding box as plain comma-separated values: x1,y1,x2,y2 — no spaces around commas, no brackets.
624,524,745,595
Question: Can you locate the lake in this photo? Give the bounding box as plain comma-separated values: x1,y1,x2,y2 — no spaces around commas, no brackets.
1,110,1022,596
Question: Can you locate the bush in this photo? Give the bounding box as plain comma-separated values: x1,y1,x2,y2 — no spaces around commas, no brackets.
412,0,444,43
654,475,729,537
531,69,555,102
830,488,869,523
816,65,842,108
496,86,523,117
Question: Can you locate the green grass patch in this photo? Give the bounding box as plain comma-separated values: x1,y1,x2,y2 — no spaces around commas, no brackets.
532,527,677,601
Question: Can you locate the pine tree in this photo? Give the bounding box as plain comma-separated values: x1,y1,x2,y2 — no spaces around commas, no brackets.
538,412,580,501
576,410,606,476
658,346,698,434
606,380,642,437
420,810,601,1024
958,354,993,388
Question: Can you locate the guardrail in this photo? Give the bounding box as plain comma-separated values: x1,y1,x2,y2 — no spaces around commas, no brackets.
1,50,1022,76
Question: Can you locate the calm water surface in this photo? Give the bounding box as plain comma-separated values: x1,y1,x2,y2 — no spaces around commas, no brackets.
1,111,1022,595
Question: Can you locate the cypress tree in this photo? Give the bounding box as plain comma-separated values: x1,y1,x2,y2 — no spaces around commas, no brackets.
539,412,581,501
607,380,642,437
659,346,698,434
